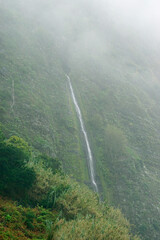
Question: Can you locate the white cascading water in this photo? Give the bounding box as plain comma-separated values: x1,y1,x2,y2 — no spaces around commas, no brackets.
66,75,98,192
11,79,15,111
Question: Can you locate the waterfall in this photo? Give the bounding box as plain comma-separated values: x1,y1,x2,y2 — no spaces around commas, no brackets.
11,79,15,111
66,75,98,193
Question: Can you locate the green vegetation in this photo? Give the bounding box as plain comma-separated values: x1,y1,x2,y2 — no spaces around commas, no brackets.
1,0,160,239
0,136,35,199
0,133,139,239
104,125,127,161
0,197,55,240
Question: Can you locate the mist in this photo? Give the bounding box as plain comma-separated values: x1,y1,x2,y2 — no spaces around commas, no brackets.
13,0,160,47
47,0,159,43
3,0,159,86
41,0,160,70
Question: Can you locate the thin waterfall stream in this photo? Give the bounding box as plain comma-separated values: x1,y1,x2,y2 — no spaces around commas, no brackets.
66,75,98,193
11,79,15,112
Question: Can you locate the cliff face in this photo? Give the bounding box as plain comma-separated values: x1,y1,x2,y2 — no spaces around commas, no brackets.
1,1,160,239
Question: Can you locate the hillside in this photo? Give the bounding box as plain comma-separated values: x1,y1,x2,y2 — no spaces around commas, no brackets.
1,1,160,239
0,133,139,240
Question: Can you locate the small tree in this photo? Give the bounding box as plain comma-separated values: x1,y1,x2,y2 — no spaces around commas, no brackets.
6,135,31,160
104,125,127,161
0,136,35,199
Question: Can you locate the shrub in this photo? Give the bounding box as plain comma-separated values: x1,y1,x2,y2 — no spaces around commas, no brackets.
53,214,140,240
0,136,36,198
28,162,70,207
28,161,55,203
104,125,127,161
56,182,100,220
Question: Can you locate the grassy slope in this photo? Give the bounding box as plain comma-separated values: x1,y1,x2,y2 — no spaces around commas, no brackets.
0,3,89,185
0,197,55,240
69,45,160,239
0,182,139,240
1,1,160,239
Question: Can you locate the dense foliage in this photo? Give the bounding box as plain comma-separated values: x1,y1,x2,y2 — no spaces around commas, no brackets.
0,136,35,199
0,197,55,240
0,133,139,239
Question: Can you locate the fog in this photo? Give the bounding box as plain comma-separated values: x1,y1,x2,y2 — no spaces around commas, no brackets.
48,0,160,43
3,0,160,72
15,0,160,45
106,0,160,41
